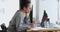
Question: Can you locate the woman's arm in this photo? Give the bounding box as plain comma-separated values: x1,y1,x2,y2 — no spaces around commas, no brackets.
16,12,31,32
15,12,21,32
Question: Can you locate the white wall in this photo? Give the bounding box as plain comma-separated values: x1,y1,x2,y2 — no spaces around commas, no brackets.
0,0,19,27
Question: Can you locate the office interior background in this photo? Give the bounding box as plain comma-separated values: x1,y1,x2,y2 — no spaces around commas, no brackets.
0,0,60,29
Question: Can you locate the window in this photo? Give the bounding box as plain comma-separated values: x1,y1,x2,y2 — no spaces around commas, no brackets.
39,0,58,24
0,0,19,27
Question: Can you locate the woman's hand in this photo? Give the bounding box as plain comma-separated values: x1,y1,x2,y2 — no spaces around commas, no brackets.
28,24,36,29
30,24,36,28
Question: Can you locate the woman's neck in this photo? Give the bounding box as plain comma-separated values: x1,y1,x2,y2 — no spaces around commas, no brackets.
20,9,28,16
20,9,25,13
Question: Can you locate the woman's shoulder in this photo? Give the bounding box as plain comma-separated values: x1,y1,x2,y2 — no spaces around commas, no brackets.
16,10,21,13
11,10,21,19
15,10,21,15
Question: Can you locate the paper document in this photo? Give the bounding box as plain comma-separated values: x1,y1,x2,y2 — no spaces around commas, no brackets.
31,27,46,30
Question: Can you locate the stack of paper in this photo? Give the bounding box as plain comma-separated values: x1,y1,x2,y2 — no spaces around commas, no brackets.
31,27,46,30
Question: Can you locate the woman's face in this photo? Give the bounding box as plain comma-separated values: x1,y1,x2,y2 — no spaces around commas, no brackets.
24,4,32,13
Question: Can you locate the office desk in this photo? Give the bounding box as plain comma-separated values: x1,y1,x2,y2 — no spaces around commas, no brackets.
27,28,60,32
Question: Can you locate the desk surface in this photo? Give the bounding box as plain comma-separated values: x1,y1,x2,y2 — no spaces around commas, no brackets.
27,28,60,32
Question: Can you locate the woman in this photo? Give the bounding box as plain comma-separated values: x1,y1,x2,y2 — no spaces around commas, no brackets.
7,0,35,32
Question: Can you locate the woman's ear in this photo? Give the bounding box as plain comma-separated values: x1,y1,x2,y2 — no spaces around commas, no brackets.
23,7,26,10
